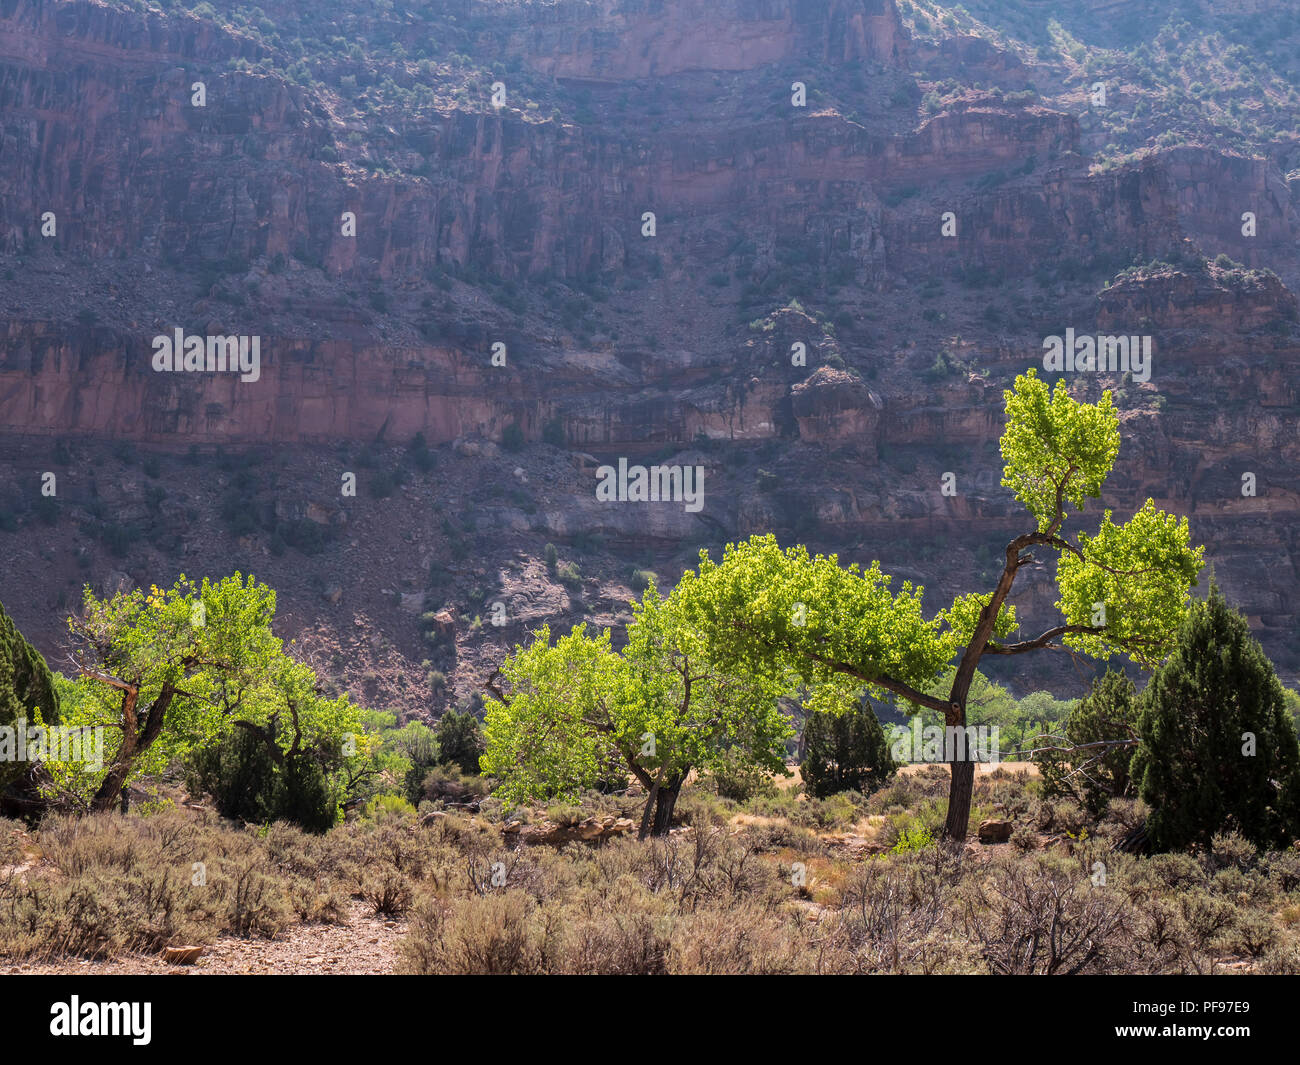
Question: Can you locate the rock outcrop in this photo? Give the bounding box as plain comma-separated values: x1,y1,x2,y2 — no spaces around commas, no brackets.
0,0,1298,695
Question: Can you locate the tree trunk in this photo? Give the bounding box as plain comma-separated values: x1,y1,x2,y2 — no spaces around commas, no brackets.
88,686,174,813
638,778,660,841
90,759,135,812
650,778,682,837
944,759,974,840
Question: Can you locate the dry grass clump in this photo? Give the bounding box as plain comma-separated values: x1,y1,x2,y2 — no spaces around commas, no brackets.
0,811,290,959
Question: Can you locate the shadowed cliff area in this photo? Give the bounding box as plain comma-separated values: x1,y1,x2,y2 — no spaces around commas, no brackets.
0,0,1298,713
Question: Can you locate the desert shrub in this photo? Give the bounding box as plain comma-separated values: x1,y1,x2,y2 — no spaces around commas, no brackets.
878,798,947,850
0,812,295,959
629,568,656,595
400,890,557,974
225,853,292,937
545,804,584,828
671,790,728,832
1258,937,1300,974
667,904,810,974
501,423,525,452
827,844,976,974
1263,849,1300,895
1208,830,1258,872
892,825,934,854
408,432,436,471
807,793,861,831
7,755,1299,972
865,765,950,813
564,908,671,974
1032,795,1090,836
736,820,826,855
413,765,493,806
366,795,417,821
361,869,414,917
958,851,1130,974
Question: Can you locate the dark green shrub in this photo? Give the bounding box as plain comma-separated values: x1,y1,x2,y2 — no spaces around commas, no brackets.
184,726,343,833
1132,583,1300,852
0,598,60,800
801,698,896,799
1038,670,1138,816
436,709,484,775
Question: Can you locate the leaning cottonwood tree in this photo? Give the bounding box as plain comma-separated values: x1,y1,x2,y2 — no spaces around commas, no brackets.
676,370,1204,840
59,574,364,814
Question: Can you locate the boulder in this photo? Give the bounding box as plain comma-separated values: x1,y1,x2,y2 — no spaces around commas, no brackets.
977,819,1014,844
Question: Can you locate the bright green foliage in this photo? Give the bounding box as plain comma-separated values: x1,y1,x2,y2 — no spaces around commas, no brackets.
1005,689,1074,752
891,825,935,854
801,695,896,798
939,592,1018,652
48,574,370,813
999,371,1119,532
0,598,60,795
1131,584,1300,852
481,585,791,830
674,536,953,701
1038,669,1139,815
672,370,1205,841
385,718,441,804
481,624,625,805
1056,500,1204,667
919,668,1016,727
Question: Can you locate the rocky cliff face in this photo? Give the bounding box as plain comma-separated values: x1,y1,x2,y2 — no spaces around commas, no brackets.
0,0,1297,704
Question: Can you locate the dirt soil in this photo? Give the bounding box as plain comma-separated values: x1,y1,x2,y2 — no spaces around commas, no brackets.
0,901,406,976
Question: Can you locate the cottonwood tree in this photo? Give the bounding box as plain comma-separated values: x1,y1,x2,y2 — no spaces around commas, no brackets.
482,585,791,838
676,370,1204,841
53,574,367,814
